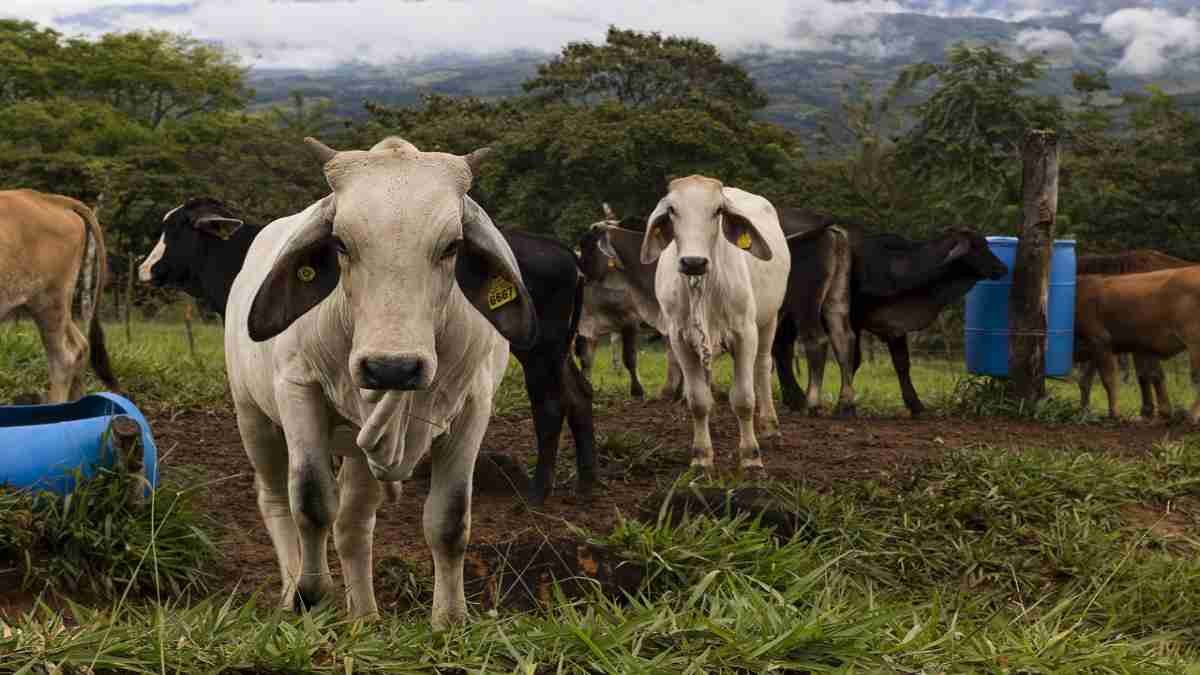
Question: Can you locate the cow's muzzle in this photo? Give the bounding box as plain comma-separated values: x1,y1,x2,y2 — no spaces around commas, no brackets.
358,354,430,390
678,256,709,276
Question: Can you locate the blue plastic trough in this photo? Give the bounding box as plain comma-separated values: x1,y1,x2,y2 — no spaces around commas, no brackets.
0,392,159,495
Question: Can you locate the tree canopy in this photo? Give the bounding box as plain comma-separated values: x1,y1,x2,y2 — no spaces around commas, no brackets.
2,21,1199,289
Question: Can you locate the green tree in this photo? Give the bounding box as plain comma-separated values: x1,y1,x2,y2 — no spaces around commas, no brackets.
892,44,1065,231
524,26,767,118
63,31,249,129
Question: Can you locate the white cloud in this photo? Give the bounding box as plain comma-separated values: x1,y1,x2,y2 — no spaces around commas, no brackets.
1014,27,1077,57
1101,7,1200,76
4,0,913,69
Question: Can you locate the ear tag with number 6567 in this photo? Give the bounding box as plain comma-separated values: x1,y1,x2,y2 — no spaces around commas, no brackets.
487,276,518,310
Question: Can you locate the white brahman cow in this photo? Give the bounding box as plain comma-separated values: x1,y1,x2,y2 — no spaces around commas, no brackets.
223,136,535,626
640,176,789,474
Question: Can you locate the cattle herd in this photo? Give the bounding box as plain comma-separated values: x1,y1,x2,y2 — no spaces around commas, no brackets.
2,135,1199,626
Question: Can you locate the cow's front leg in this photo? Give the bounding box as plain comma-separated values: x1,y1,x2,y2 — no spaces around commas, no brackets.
621,324,645,399
673,333,714,470
730,326,764,474
277,380,337,612
425,395,487,628
334,454,383,619
751,319,779,463
659,335,685,401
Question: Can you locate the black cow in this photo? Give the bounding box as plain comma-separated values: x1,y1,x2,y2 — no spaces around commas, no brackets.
138,197,260,317
140,198,595,505
773,209,1008,417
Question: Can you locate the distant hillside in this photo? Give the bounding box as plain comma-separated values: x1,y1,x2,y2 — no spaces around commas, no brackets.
247,12,1200,134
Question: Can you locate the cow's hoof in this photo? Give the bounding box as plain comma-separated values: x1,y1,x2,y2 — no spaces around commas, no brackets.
909,406,926,418
782,397,806,413
834,404,857,419
525,482,551,507
292,585,327,613
575,475,598,502
739,462,769,483
631,385,645,399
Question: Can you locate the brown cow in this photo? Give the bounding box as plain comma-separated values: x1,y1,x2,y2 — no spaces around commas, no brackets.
1075,266,1200,423
1075,250,1197,418
0,189,117,402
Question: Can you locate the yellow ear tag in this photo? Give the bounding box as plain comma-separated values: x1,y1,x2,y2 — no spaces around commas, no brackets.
736,232,752,250
607,257,616,270
297,265,317,282
486,276,518,310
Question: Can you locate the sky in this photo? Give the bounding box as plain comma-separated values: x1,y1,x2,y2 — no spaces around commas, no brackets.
3,0,1199,76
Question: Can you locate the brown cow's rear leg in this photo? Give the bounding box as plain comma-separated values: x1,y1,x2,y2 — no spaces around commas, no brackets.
1078,359,1096,413
1096,351,1121,419
32,306,86,403
1154,377,1173,419
887,336,924,416
621,325,644,399
1189,350,1200,424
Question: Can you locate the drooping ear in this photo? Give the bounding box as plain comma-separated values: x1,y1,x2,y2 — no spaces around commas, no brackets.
720,195,773,261
640,199,674,265
597,227,619,261
247,197,339,342
943,237,971,265
193,214,245,240
455,196,538,349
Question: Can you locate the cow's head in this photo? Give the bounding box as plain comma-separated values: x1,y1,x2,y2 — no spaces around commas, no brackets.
641,175,772,277
578,205,650,285
139,197,245,287
943,228,1007,280
246,136,536,392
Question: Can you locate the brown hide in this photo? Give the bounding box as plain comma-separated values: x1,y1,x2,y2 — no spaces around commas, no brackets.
1077,249,1195,276
1075,267,1200,422
1073,249,1197,418
0,189,116,402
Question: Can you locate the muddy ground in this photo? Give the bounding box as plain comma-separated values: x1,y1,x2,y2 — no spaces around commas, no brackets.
127,397,1184,612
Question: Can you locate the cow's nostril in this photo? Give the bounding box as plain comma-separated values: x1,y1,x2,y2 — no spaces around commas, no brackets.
360,356,426,390
679,256,709,276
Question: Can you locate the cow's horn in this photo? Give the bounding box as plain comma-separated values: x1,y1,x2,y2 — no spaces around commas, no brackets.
304,137,338,164
462,147,493,174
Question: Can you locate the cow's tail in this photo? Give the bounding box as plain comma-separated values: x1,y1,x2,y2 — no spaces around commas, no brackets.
69,201,119,391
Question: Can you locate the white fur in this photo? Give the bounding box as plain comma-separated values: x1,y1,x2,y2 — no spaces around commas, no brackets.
138,235,165,282
223,155,511,627
653,184,790,469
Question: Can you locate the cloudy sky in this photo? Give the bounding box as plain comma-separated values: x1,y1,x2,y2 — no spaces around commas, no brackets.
4,0,1198,75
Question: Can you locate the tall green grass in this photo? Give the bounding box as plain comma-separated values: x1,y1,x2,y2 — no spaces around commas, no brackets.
0,467,218,598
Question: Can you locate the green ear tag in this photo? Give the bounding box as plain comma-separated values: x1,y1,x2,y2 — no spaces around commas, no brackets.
297,265,317,282
486,276,517,310
736,232,752,250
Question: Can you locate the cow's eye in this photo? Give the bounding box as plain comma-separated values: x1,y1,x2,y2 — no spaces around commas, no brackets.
440,239,462,260
333,237,349,256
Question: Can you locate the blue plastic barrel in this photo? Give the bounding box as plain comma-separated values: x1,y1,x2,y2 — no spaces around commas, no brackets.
0,392,159,495
965,237,1076,377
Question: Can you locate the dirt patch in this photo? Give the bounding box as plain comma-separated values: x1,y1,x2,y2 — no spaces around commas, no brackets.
2,396,1186,615
1122,500,1200,546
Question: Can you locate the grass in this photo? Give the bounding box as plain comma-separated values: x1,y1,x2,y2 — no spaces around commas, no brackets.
0,467,218,598
2,317,1200,671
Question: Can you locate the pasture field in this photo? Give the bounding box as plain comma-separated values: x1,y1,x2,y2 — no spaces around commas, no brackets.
2,318,1200,673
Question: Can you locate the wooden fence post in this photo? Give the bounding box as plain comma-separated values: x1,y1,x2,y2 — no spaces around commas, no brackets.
125,253,134,343
1008,129,1059,402
183,295,198,361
